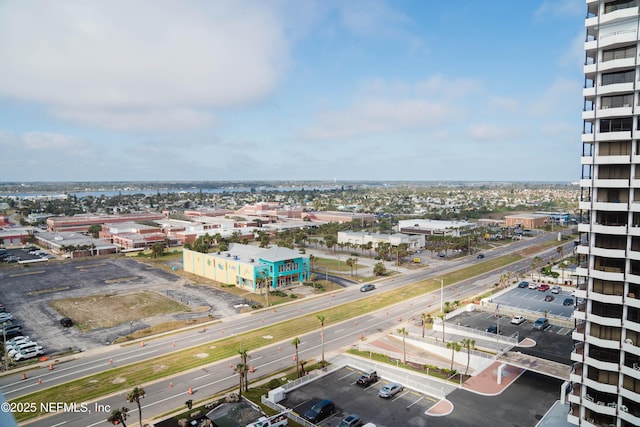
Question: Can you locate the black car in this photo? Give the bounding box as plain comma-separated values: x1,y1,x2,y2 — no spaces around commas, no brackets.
303,400,335,423
486,324,498,334
563,298,574,306
360,284,375,292
476,254,485,259
518,281,529,288
60,317,73,327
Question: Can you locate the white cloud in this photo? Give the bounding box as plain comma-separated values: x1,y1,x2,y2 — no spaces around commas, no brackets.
486,96,520,113
302,98,456,140
534,0,583,20
467,124,524,142
0,0,291,130
527,78,581,117
54,108,220,131
302,75,480,140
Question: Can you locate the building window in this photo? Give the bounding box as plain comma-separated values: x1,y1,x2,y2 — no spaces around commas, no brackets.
605,0,638,13
601,94,634,108
600,118,632,132
602,45,636,62
601,69,635,85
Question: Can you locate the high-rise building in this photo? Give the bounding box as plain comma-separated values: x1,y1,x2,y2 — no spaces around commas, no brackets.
572,1,640,426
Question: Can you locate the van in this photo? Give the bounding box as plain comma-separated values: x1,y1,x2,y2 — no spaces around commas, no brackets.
303,399,335,423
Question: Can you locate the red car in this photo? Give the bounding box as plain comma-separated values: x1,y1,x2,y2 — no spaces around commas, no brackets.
538,284,550,292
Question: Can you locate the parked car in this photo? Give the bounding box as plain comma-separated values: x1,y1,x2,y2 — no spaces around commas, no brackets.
544,295,555,302
13,346,44,361
538,284,550,292
60,317,73,327
303,400,335,423
563,298,575,306
533,318,549,331
518,281,529,288
551,286,562,294
486,324,498,334
8,342,41,357
511,315,526,325
528,282,538,290
378,382,404,398
360,284,375,292
356,371,378,387
0,313,15,322
338,414,363,427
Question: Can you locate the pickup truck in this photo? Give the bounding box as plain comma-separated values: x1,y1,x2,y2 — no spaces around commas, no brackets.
356,370,379,387
246,413,288,427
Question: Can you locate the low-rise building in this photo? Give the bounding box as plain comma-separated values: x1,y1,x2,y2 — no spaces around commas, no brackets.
397,219,476,237
183,243,310,292
46,212,166,233
504,213,549,229
337,231,424,250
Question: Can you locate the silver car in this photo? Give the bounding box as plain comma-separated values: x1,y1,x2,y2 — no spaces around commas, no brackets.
378,382,403,398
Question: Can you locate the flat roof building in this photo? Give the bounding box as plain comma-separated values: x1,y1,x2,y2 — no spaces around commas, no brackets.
183,243,310,293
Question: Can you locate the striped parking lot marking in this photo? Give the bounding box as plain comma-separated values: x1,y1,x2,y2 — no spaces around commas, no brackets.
557,328,572,335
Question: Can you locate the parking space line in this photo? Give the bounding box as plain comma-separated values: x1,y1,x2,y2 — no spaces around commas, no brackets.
393,390,409,402
406,395,425,409
26,286,70,295
338,371,356,380
557,328,572,335
75,263,106,269
9,270,45,277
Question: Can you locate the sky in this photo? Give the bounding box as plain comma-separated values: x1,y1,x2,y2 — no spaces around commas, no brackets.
0,0,586,183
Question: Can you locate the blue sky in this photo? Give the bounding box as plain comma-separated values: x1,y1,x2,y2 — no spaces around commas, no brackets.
0,0,585,182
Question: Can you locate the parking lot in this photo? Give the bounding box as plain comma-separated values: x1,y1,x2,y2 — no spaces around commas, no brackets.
282,366,439,427
280,364,565,427
492,282,576,318
0,257,245,355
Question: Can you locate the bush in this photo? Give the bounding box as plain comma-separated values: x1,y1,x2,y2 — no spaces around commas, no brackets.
268,378,282,389
289,294,297,299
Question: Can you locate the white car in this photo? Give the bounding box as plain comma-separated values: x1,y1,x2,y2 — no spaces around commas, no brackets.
5,337,31,350
551,286,562,294
13,346,44,361
528,282,538,290
0,313,14,322
511,315,526,325
8,342,40,357
378,382,404,398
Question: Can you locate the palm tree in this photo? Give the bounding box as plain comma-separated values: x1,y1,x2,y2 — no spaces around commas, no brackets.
461,338,476,375
234,362,248,397
439,313,446,342
238,348,250,391
291,337,301,378
397,327,408,363
107,407,129,427
317,314,326,366
446,341,461,371
126,386,145,427
345,257,354,276
420,312,430,338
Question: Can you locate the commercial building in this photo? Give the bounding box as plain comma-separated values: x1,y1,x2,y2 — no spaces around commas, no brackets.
183,243,310,292
46,212,166,233
397,219,476,237
337,231,425,251
503,213,550,229
571,1,640,426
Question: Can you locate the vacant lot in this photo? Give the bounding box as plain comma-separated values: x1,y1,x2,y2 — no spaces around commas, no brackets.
50,290,190,331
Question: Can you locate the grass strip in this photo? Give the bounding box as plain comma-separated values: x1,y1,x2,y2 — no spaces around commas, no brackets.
11,252,523,422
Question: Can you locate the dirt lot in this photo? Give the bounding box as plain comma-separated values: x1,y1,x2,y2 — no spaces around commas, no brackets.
0,257,248,354
50,291,190,331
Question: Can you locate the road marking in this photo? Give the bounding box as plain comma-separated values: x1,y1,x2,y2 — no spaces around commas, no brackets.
338,371,356,380
104,276,137,283
406,395,425,409
392,390,408,402
76,263,106,269
9,270,45,277
334,328,344,333
26,286,70,295
193,373,210,381
557,328,572,335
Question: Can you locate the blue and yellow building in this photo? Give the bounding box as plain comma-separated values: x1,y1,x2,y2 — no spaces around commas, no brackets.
183,243,310,292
